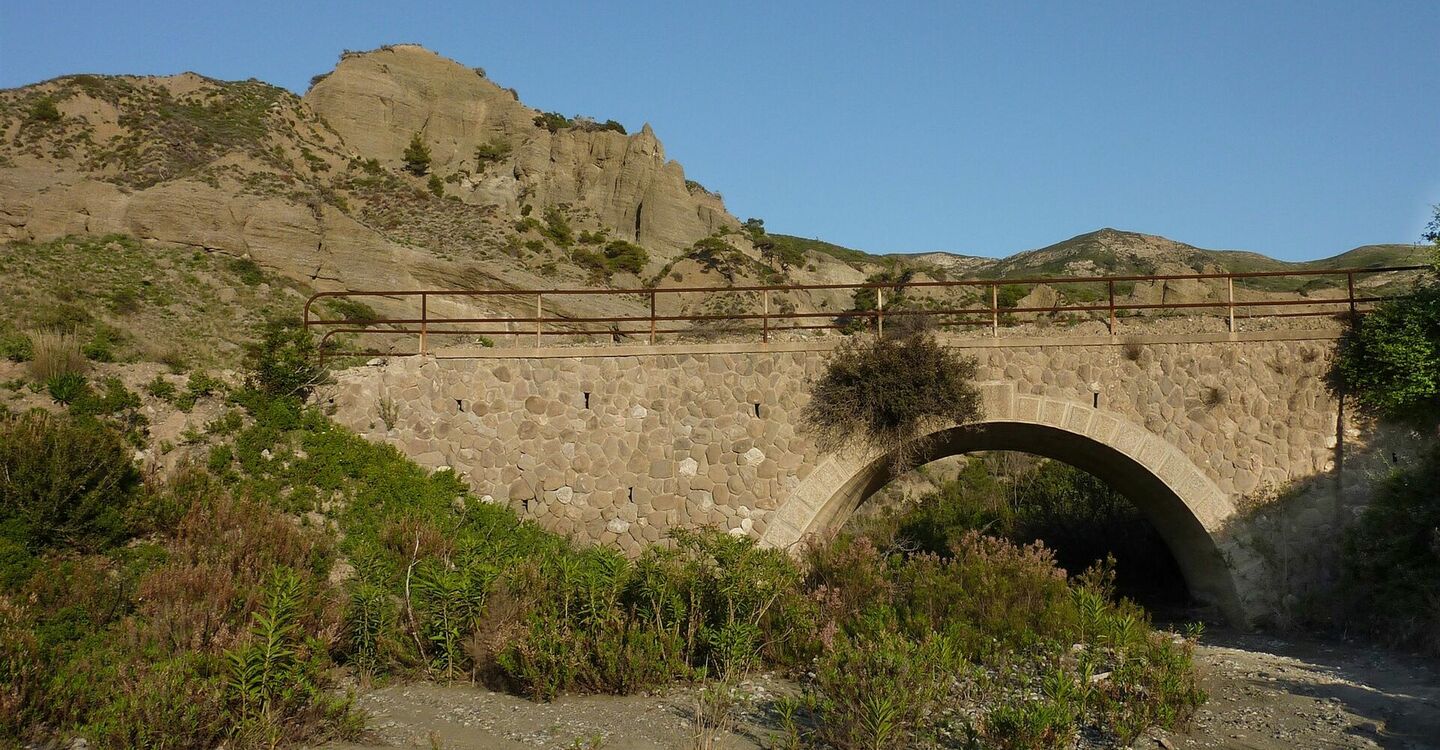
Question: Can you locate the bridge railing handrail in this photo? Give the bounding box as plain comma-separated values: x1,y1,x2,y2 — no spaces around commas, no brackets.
303,264,1431,357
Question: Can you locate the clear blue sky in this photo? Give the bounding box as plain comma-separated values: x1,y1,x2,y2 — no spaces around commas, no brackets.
2,1,1436,260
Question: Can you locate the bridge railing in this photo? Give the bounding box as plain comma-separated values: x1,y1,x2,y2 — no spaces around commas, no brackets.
303,265,1430,357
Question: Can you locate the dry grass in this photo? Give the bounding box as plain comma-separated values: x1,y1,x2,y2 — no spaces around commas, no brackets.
25,329,86,381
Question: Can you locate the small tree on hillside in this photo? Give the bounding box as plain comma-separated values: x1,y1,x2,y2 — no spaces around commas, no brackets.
403,132,431,176
802,327,982,472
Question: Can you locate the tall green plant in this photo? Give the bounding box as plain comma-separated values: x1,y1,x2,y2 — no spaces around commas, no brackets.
0,411,139,551
402,132,431,175
1335,206,1440,417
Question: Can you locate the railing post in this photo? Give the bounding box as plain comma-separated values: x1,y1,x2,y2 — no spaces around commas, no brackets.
1227,276,1235,333
536,293,543,348
762,289,770,344
1347,271,1357,316
991,284,999,337
649,290,657,345
1107,280,1116,334
419,293,428,355
876,289,885,339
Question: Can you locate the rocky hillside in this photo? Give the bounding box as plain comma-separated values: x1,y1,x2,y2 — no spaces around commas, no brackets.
0,44,1426,342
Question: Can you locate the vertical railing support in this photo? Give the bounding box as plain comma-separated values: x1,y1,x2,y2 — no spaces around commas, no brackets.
1107,280,1116,334
419,293,428,355
991,284,999,337
535,293,543,348
649,290,657,345
1227,276,1235,333
761,290,770,343
876,289,885,339
1347,271,1357,317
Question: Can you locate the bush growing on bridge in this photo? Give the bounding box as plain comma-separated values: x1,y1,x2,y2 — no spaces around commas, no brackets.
802,328,982,471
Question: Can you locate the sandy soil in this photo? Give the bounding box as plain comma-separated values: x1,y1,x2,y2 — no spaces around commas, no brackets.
321,630,1440,750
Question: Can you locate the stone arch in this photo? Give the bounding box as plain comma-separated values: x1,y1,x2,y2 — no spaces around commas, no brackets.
758,384,1249,624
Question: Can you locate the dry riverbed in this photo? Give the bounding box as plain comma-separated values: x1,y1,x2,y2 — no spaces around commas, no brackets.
324,631,1440,750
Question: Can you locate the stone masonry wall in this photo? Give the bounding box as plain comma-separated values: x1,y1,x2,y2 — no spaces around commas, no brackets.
325,335,1421,619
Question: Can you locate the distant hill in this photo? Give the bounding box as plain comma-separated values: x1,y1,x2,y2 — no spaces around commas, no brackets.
0,44,1423,337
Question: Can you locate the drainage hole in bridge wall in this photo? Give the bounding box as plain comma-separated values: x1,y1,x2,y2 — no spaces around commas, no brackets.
1093,392,1099,409
628,487,634,502
456,399,465,412
584,392,591,409
753,402,761,418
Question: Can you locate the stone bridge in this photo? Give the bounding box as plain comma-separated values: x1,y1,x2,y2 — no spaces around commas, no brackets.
327,331,1413,625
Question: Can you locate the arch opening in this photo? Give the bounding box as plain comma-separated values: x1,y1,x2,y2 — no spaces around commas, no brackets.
849,450,1192,614
785,420,1245,624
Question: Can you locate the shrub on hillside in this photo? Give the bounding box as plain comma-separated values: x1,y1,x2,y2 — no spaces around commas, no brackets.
402,132,431,176
27,96,61,123
473,139,511,165
602,239,648,274
0,411,139,551
243,319,324,398
687,236,750,282
45,372,89,405
801,329,982,471
0,331,31,363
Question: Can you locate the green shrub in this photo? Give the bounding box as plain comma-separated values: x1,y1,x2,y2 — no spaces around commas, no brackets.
808,631,962,750
1336,283,1440,418
72,376,149,444
0,412,140,551
801,330,982,471
228,257,265,286
28,96,61,123
402,132,431,176
541,206,574,247
323,298,379,323
145,375,177,401
687,236,750,282
0,331,31,363
474,139,511,165
533,112,573,132
427,173,444,198
83,325,126,362
243,319,323,398
997,284,1029,309
225,567,350,746
602,240,648,274
45,371,89,405
799,531,1204,747
1339,445,1440,655
174,370,225,411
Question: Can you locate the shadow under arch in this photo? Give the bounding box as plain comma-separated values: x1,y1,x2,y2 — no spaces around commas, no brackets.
762,411,1249,625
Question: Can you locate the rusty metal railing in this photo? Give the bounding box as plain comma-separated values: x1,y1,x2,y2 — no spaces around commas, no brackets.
303,265,1429,358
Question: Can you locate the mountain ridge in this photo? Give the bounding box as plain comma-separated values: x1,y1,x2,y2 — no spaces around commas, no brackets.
0,44,1424,333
